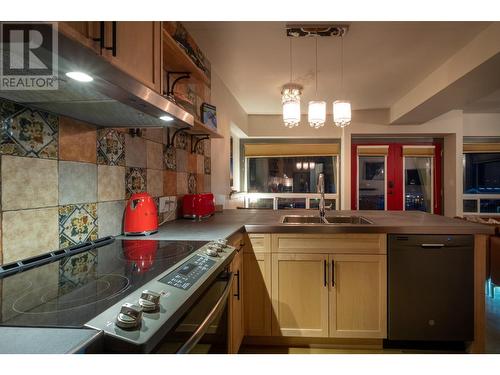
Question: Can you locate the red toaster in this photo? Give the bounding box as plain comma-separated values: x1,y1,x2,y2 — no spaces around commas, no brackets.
182,193,215,220
124,192,158,235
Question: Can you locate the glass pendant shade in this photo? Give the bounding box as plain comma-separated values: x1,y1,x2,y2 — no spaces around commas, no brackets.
333,100,351,128
309,161,315,169
308,101,326,128
296,162,302,170
282,86,301,128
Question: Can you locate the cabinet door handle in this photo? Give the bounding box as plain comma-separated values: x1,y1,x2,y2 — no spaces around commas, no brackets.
104,21,117,56
331,260,335,287
323,260,327,287
91,22,104,50
233,270,240,300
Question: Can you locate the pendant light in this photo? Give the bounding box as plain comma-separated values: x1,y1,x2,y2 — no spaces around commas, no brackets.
333,35,351,128
308,37,326,129
282,38,301,128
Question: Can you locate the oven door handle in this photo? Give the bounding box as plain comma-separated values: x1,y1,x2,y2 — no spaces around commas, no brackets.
176,272,234,354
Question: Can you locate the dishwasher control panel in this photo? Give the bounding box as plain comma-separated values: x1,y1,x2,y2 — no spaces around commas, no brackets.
158,255,216,290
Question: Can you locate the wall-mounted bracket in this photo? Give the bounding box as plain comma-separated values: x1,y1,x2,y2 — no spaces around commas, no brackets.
191,135,210,154
166,126,190,148
166,71,191,97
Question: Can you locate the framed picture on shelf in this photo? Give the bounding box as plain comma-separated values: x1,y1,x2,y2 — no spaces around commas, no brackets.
201,103,217,129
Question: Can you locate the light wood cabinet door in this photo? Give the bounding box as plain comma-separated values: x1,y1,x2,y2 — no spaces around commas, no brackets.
103,21,162,93
229,250,244,354
243,251,272,336
271,253,329,337
329,254,387,338
58,22,101,53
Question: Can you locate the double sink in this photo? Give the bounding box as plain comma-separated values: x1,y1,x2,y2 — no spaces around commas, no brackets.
280,215,373,225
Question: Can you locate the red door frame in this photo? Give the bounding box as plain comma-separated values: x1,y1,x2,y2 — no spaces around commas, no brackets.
351,142,442,214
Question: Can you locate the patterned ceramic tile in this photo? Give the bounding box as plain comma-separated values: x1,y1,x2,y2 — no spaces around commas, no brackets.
177,172,188,195
164,171,177,196
2,207,59,264
125,134,147,167
188,173,197,194
1,155,58,210
176,149,188,172
59,117,96,163
204,156,211,175
59,251,97,295
97,165,126,202
204,139,211,157
174,131,188,150
147,168,163,197
164,145,176,171
0,105,58,159
146,140,163,170
126,167,147,198
59,161,97,205
97,200,125,238
195,139,205,155
97,129,125,166
187,152,197,173
59,203,98,248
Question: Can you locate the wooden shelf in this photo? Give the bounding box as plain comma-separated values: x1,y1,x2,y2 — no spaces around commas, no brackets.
188,118,223,139
162,30,210,86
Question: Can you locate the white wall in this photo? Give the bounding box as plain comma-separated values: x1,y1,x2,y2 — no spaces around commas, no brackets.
209,71,248,206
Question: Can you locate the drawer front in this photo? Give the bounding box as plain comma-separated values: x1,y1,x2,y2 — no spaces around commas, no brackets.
272,234,386,255
246,234,271,253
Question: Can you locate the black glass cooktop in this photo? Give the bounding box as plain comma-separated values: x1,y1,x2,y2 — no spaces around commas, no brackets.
0,239,206,328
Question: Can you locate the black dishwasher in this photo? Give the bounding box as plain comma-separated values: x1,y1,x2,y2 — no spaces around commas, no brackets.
388,234,474,342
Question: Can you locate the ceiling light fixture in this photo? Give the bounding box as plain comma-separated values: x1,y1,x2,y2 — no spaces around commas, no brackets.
65,71,93,82
282,37,301,128
333,35,351,128
308,37,326,129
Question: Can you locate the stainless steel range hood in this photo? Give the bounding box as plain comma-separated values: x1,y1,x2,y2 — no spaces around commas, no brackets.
0,30,194,128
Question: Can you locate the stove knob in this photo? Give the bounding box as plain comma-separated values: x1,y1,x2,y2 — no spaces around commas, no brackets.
116,303,143,329
139,290,161,312
206,248,218,257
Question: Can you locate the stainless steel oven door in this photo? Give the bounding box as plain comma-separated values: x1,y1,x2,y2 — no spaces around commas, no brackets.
154,270,234,354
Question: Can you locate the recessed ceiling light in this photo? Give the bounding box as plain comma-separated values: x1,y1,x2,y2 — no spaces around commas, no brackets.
65,71,93,82
160,115,174,122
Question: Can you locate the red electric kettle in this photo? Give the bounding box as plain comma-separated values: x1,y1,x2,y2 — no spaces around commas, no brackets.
124,192,158,235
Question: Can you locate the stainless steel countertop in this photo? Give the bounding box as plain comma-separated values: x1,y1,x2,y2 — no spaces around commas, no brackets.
118,209,495,241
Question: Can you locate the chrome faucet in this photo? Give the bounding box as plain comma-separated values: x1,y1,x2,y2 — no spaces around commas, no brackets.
317,172,325,221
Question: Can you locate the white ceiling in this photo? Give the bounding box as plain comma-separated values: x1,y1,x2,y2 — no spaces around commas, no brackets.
184,21,491,115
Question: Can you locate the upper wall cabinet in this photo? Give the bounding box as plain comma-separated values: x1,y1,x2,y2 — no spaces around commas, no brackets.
102,22,162,93
59,22,162,93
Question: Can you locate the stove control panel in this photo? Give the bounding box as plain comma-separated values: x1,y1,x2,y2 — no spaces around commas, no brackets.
158,254,216,290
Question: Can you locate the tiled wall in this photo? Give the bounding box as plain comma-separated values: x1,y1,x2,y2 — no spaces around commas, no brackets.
0,99,211,265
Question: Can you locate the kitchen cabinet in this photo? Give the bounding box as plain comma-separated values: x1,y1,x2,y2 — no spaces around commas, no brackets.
58,22,101,53
243,234,272,336
269,233,387,339
59,21,162,93
102,22,162,93
271,253,329,337
329,254,387,338
228,236,244,354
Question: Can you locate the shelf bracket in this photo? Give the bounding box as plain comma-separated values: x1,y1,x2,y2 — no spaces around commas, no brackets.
191,135,210,153
166,126,190,148
166,71,191,97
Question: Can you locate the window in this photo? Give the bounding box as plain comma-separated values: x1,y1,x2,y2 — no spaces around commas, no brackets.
247,156,338,194
463,151,500,214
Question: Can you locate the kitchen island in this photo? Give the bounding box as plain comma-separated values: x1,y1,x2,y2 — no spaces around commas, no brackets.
120,210,493,353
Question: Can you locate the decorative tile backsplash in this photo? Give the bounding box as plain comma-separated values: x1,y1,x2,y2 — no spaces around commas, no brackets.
0,98,211,265
59,203,98,248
